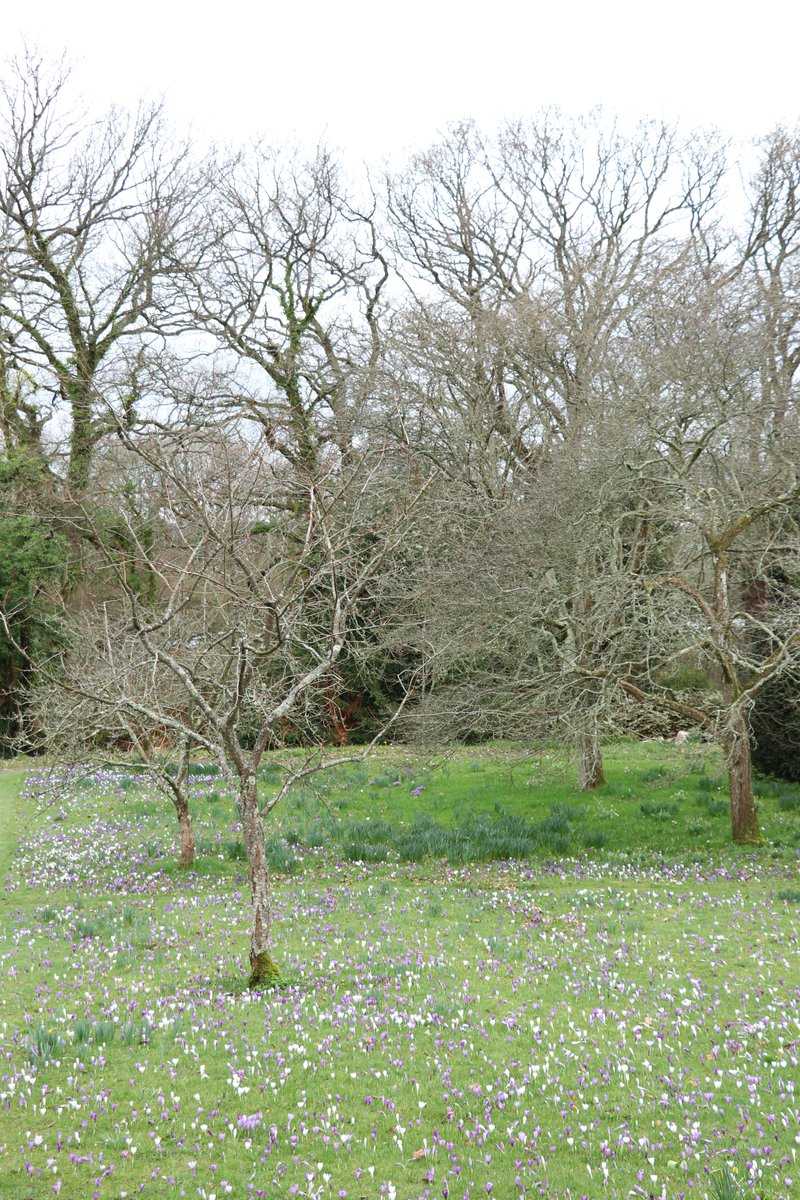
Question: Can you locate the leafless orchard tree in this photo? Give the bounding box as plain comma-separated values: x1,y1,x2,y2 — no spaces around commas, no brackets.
399,439,663,762
588,451,800,844
409,346,800,844
29,614,205,867
26,422,429,984
599,134,800,842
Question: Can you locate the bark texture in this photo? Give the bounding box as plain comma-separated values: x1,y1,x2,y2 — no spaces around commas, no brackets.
579,733,606,790
176,799,195,867
725,711,760,843
241,778,280,987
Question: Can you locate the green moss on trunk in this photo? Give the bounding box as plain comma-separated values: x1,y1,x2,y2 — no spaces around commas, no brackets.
248,950,280,989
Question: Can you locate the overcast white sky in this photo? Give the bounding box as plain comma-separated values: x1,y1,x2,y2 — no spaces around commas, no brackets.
5,0,800,163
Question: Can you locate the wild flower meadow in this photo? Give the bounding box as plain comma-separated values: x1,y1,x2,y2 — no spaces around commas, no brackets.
1,745,799,1199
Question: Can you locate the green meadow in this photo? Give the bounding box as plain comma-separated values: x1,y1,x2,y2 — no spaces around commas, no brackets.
1,744,799,1199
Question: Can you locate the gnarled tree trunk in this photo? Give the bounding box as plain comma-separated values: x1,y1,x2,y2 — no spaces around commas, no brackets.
725,709,760,844
240,776,280,988
579,732,606,790
174,796,195,867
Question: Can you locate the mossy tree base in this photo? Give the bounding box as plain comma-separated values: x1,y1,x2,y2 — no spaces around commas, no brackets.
249,950,280,989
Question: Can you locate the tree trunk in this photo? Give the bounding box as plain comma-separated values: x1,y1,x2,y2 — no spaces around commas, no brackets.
67,389,95,494
175,797,195,867
579,733,606,790
240,776,280,988
725,711,760,844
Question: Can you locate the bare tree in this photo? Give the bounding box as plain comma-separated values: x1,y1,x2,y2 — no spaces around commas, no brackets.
28,423,428,984
388,114,724,786
400,450,659,774
604,168,800,840
0,51,202,491
28,618,204,866
402,121,800,840
185,147,388,477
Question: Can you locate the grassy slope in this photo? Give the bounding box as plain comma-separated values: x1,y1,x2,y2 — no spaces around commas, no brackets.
0,744,798,1199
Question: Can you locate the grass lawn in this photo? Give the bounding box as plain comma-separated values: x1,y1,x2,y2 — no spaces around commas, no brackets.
1,742,799,1199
